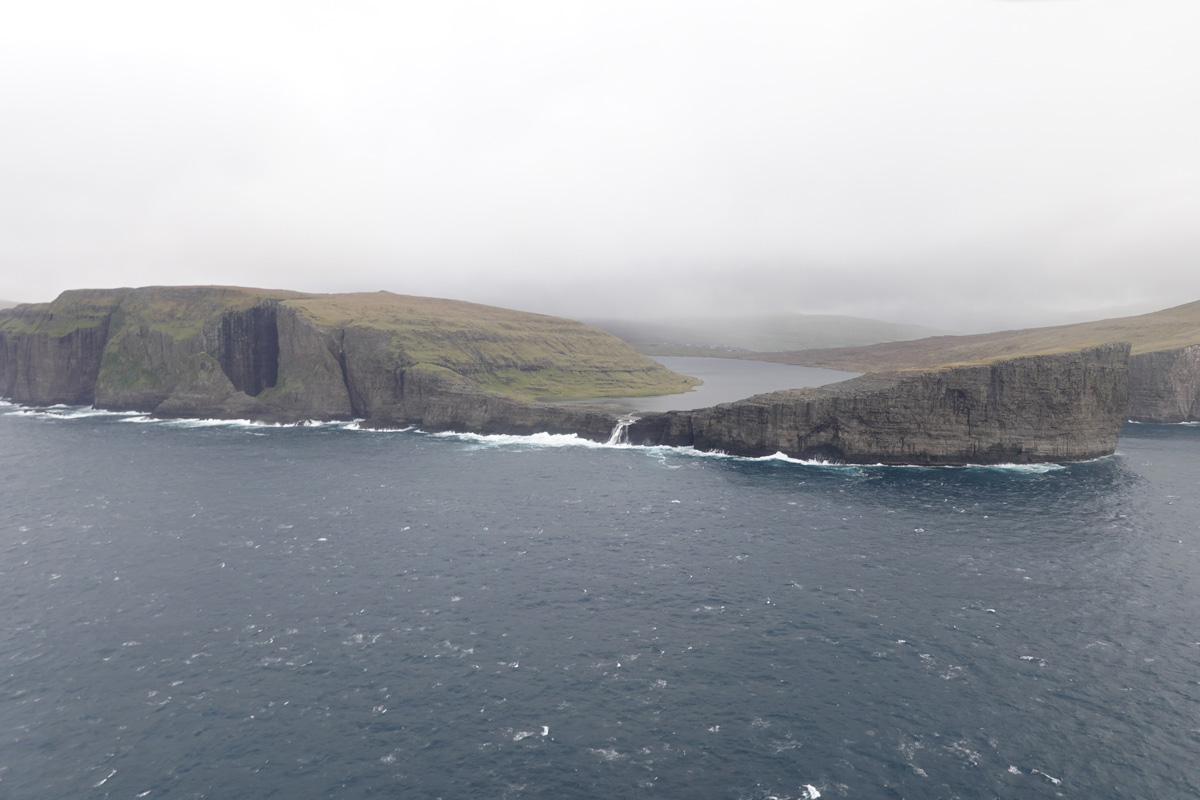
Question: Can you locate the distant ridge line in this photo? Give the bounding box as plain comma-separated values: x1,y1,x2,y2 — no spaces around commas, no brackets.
749,299,1200,372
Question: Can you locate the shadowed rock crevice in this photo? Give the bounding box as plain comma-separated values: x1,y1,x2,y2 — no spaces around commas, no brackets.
216,304,279,397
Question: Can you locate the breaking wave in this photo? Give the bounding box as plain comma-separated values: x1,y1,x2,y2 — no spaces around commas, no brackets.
1,400,1084,470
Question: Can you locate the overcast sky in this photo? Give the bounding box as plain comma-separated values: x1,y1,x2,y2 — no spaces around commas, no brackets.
2,1,1197,332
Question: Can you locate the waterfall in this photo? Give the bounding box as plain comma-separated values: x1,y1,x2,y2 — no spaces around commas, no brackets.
606,414,637,445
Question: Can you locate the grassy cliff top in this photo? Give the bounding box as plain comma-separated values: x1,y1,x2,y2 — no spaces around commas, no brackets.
284,291,699,399
0,286,697,401
752,299,1200,371
0,286,301,337
0,289,134,336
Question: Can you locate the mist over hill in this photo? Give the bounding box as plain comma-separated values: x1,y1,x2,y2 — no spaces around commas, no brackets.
586,313,949,357
752,299,1200,371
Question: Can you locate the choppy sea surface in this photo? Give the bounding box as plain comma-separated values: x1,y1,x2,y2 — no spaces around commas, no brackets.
2,400,1199,799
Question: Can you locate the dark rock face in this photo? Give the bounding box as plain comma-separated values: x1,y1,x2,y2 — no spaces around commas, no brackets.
95,325,205,411
152,305,354,422
218,304,279,396
627,344,1131,465
336,326,410,420
0,308,115,406
358,364,618,441
1128,345,1200,423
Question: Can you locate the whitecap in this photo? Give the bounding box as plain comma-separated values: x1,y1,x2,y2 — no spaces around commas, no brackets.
345,421,413,432
588,747,625,761
423,430,1088,471
972,462,1066,474
117,414,362,430
1031,768,1062,786
432,430,611,449
49,406,145,419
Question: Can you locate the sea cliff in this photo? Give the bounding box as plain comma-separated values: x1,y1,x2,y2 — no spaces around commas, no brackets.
625,344,1130,465
0,286,693,426
748,299,1200,423
0,287,1132,465
1128,345,1200,423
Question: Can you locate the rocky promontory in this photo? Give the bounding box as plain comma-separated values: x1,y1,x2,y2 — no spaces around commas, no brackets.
625,344,1130,465
0,287,1132,465
750,299,1200,423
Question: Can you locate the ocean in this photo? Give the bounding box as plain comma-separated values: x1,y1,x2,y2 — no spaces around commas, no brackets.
2,358,1199,799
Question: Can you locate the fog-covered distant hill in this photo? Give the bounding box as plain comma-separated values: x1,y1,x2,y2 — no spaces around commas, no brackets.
755,299,1200,372
586,313,950,356
0,300,18,309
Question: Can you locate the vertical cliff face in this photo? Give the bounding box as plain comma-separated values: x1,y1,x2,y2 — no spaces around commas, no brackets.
627,344,1131,465
335,326,411,421
94,326,202,411
0,318,113,405
218,304,280,396
0,291,126,406
152,304,354,421
1128,345,1200,423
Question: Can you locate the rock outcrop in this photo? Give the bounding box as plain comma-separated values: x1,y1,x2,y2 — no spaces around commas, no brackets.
626,344,1131,465
0,286,1135,465
1128,345,1200,423
0,290,122,405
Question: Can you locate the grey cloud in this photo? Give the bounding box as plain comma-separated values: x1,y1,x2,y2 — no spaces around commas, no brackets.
1,1,1198,334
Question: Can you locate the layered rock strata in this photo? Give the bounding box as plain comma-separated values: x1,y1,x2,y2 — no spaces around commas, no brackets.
1127,345,1200,423
626,344,1131,465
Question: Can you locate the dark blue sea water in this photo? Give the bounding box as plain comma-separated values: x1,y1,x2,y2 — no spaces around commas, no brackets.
2,401,1200,799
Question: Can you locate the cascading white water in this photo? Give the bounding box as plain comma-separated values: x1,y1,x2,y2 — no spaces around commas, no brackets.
606,414,638,445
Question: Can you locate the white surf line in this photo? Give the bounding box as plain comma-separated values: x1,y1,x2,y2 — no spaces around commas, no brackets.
1030,768,1062,786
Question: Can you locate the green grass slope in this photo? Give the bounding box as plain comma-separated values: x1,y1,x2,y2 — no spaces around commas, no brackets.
753,299,1200,371
0,289,132,336
287,291,697,400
